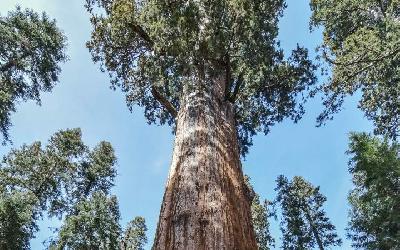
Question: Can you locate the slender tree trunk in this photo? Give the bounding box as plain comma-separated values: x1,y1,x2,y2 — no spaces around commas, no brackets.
303,207,324,250
152,75,257,250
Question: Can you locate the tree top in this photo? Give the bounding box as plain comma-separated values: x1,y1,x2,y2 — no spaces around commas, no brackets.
86,0,317,155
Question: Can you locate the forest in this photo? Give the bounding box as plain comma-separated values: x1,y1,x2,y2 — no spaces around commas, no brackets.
0,0,399,249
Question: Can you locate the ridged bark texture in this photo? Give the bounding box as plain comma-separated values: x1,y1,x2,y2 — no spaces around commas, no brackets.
153,77,257,250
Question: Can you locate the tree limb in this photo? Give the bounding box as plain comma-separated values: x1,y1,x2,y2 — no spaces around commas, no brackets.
151,86,178,118
132,24,154,48
224,54,232,101
228,73,244,103
131,24,178,117
323,46,400,67
0,52,30,72
377,0,387,17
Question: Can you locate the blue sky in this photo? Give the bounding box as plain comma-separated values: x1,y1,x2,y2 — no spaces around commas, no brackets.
0,1,373,249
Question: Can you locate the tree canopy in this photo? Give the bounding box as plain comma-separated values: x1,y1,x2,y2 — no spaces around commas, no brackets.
347,133,400,249
0,128,117,249
0,190,38,249
0,128,149,249
121,217,148,250
0,7,67,143
49,192,121,250
275,175,342,249
85,0,317,155
310,0,400,139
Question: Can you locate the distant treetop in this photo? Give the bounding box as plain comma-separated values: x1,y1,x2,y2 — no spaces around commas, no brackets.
0,7,67,143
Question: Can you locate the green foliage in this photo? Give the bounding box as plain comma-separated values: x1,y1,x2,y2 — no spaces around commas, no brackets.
85,0,317,156
0,128,148,249
121,217,148,250
0,128,117,217
347,133,400,249
0,190,38,250
275,175,341,249
0,7,67,143
310,0,400,139
0,128,117,249
251,194,275,250
49,192,121,250
244,176,274,250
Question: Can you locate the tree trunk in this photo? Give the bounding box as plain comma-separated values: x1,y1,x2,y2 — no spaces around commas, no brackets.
152,76,257,250
303,207,324,250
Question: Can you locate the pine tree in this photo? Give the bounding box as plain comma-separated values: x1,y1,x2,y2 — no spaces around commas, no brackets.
347,133,400,249
244,176,275,250
275,175,342,250
0,190,38,249
310,0,400,139
85,1,316,248
121,217,148,250
49,192,122,250
0,128,117,248
0,7,67,143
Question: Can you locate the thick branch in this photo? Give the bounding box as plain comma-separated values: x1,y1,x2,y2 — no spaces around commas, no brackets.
377,0,387,17
224,54,232,101
131,23,178,117
131,24,177,117
151,86,178,118
228,73,244,103
132,24,154,48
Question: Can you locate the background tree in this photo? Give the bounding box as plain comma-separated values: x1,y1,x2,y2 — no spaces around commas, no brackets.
0,190,38,250
49,192,121,250
0,7,67,143
275,175,342,250
347,133,400,249
244,175,275,250
121,216,148,250
310,0,400,139
85,0,316,248
0,128,117,248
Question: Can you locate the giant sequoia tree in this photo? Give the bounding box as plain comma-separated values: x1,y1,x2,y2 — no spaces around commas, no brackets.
310,0,400,139
85,0,316,248
0,7,67,143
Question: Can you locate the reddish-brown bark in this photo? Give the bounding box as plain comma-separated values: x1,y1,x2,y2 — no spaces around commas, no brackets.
152,77,257,250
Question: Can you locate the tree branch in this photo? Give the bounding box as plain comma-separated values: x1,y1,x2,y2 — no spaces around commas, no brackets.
131,24,178,117
151,86,178,118
132,24,154,48
377,0,387,17
224,54,232,101
323,46,400,67
0,52,30,72
228,73,244,103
